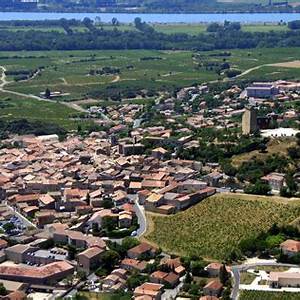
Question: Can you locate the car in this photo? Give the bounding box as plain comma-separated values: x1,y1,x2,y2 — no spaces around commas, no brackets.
130,230,137,237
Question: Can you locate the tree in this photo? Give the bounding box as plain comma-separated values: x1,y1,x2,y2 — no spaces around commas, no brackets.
101,250,120,271
45,88,51,99
102,196,114,209
67,244,77,260
86,192,90,205
3,222,15,232
219,263,230,285
102,216,117,232
244,180,271,195
184,272,193,284
122,237,140,251
0,283,7,296
112,17,119,26
127,273,148,290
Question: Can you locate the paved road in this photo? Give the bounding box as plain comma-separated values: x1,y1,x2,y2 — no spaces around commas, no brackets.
231,261,299,300
133,196,147,237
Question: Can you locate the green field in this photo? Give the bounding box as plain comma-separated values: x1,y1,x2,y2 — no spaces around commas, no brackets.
2,47,300,128
2,47,300,103
145,194,300,260
1,49,219,101
240,291,300,300
0,91,84,130
0,23,289,35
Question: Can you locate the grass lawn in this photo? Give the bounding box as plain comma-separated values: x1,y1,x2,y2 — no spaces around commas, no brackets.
0,91,85,130
239,291,300,300
144,193,300,260
254,265,290,272
78,292,131,300
231,137,296,167
240,272,257,284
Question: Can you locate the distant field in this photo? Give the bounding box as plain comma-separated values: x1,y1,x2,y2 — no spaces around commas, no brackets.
1,49,219,101
0,23,289,35
239,291,300,300
3,47,300,102
145,193,300,260
0,91,84,130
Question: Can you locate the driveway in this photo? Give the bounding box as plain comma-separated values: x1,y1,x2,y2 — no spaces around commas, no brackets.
231,260,299,300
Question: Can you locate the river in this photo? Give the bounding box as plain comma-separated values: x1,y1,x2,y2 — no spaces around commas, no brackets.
1,11,300,23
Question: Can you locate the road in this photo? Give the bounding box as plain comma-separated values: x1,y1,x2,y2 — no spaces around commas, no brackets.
132,195,147,237
231,261,299,300
0,66,89,114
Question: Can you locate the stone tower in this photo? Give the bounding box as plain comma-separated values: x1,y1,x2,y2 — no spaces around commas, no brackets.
242,106,257,135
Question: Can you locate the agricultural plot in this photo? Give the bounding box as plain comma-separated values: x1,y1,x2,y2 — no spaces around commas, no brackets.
2,47,300,103
239,291,300,300
0,91,84,130
2,50,218,101
145,193,300,260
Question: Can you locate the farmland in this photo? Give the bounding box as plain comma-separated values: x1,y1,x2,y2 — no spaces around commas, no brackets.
2,47,300,128
0,23,289,35
3,47,300,103
239,291,300,300
0,91,84,130
144,193,300,260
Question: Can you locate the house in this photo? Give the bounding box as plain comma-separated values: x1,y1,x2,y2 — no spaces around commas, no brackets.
118,211,132,228
203,172,223,187
0,290,26,300
87,209,118,228
36,211,55,227
269,272,300,288
280,240,300,257
151,148,168,160
144,193,164,211
102,272,126,292
0,261,74,285
38,194,55,209
203,280,223,297
163,272,180,288
261,172,285,191
134,282,164,300
150,271,168,284
127,242,157,259
4,244,37,263
205,263,230,277
246,82,279,99
77,246,105,274
120,258,147,272
0,239,8,250
199,296,219,300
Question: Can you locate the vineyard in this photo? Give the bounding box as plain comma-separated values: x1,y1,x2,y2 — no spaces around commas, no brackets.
145,194,300,260
239,291,300,300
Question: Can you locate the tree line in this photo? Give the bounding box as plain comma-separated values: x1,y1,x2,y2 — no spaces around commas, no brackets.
2,18,300,51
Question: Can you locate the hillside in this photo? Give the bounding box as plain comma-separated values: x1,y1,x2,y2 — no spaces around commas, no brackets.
144,193,300,260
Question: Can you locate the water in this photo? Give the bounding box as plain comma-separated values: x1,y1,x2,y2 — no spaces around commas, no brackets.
1,11,300,23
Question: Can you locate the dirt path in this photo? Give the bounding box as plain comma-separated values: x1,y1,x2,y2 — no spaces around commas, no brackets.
111,75,120,83
0,65,86,113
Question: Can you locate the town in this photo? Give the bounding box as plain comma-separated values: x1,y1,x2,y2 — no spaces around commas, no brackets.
0,73,299,300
